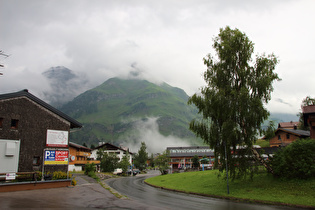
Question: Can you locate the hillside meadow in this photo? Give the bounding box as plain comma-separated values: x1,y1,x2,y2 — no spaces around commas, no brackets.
145,170,315,208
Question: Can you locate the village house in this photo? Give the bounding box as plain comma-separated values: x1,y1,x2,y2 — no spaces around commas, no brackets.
90,142,133,165
0,89,82,177
68,142,100,172
269,127,310,147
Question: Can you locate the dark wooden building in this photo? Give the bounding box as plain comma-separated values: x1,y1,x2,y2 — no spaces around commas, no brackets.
0,89,82,174
302,105,315,139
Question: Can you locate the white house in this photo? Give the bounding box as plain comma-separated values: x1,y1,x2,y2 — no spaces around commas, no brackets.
90,143,133,164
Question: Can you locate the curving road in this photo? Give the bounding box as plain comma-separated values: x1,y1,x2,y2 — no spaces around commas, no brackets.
105,170,298,210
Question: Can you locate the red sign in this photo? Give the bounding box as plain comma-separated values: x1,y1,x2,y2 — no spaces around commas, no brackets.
55,150,68,161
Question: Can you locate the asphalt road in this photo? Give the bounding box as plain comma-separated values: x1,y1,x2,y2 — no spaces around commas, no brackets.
0,173,163,209
105,170,299,210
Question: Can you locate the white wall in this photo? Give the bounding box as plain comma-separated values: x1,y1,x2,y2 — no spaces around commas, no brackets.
0,139,20,173
90,148,133,164
69,164,82,172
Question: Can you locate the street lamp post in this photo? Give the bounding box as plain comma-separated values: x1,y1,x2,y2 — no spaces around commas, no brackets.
224,140,229,194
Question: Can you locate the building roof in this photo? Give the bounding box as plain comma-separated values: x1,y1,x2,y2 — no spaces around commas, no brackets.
167,146,214,157
302,105,315,114
302,105,315,127
0,89,82,129
276,128,310,137
69,142,91,151
278,121,299,129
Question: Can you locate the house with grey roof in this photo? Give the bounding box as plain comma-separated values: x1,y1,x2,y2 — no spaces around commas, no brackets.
269,127,310,147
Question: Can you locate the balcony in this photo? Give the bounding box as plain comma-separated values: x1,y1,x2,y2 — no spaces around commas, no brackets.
76,151,91,157
73,160,100,165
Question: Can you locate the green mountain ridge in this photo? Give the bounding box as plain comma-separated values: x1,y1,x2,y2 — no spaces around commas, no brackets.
61,77,202,148
61,77,299,150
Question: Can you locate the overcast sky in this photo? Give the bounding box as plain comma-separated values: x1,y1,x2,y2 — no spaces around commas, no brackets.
1,0,314,115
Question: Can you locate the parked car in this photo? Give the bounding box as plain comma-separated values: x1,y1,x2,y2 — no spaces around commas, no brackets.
113,168,123,175
132,169,140,176
126,168,140,176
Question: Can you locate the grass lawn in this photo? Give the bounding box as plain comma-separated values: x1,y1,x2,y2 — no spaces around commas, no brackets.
255,139,270,147
145,170,315,208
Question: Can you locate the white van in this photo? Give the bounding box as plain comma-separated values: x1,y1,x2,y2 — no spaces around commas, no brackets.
113,168,123,175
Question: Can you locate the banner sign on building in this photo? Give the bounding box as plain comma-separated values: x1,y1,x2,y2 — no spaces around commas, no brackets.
44,150,69,165
46,129,68,147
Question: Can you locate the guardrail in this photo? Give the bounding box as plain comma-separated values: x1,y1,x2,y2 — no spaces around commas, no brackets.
0,172,40,182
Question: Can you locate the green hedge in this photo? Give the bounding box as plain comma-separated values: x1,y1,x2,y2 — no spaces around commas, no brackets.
270,139,315,179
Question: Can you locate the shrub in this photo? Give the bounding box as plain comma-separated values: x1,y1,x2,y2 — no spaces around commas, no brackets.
52,171,72,180
88,171,100,181
270,139,315,179
71,177,77,186
35,171,42,180
85,162,96,175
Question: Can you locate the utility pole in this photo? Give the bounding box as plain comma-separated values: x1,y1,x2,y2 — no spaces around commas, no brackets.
0,50,10,75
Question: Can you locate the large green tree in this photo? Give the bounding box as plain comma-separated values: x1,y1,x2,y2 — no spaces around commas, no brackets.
99,151,119,172
188,26,280,179
133,142,148,171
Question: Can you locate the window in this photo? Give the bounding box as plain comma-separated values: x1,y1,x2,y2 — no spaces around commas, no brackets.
286,134,290,139
11,119,19,129
0,118,3,128
278,135,281,140
33,156,40,165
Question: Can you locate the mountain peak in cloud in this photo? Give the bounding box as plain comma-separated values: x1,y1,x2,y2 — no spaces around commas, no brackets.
42,66,76,81
42,66,89,107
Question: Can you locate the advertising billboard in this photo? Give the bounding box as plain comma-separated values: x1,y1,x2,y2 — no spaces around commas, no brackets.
46,129,68,147
44,150,69,165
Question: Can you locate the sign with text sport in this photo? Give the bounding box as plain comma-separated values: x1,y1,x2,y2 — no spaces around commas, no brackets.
44,150,69,165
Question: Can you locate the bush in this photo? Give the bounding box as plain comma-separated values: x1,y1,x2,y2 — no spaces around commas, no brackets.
71,177,77,186
85,162,96,175
270,139,315,179
52,171,71,180
87,171,100,181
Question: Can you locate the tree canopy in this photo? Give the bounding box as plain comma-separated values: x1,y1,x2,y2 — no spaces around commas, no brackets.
192,155,200,168
188,26,280,179
264,120,276,140
119,151,131,174
154,150,170,175
133,142,148,171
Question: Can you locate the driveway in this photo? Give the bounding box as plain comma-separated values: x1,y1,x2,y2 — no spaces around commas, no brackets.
0,173,163,209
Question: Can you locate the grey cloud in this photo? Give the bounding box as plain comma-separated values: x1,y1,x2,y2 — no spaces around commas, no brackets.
122,117,191,154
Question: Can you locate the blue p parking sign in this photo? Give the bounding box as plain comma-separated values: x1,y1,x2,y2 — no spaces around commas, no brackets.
45,150,56,161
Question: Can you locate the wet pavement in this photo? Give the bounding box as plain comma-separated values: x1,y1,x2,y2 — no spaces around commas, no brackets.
0,173,163,209
106,171,298,210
